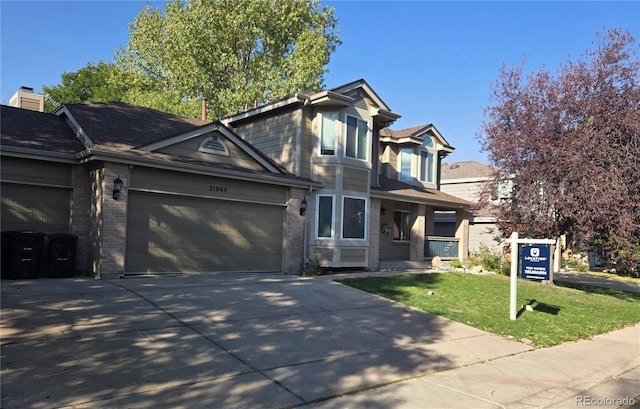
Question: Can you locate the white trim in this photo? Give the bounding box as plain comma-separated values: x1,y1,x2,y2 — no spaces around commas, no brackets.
198,135,230,156
343,114,370,162
128,187,288,207
53,106,94,149
440,176,492,184
316,194,335,239
318,111,338,157
137,123,281,173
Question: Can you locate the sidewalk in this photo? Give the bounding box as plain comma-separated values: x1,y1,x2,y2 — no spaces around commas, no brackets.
554,270,640,294
304,321,640,409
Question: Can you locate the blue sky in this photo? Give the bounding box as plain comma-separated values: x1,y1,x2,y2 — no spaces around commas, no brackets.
1,1,638,163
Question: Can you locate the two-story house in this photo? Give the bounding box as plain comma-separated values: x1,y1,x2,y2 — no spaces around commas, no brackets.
223,79,470,270
1,79,469,278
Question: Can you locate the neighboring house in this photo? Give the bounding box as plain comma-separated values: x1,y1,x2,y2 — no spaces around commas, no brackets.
1,79,469,278
439,161,501,253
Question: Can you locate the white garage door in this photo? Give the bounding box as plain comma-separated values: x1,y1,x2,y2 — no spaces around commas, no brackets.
126,192,284,273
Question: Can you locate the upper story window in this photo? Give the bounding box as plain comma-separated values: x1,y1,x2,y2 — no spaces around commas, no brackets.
419,136,436,184
199,135,230,156
419,150,434,183
399,148,413,181
320,112,338,156
345,115,368,161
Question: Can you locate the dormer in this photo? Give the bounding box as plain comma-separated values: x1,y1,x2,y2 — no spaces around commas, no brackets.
379,123,454,189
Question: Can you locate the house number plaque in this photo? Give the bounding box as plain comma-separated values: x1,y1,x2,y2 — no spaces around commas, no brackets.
209,185,228,193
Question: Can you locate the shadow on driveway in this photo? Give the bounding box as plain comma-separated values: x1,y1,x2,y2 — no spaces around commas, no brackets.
1,273,531,408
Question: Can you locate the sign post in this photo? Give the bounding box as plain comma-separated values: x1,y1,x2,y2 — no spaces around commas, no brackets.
507,233,556,320
509,232,519,321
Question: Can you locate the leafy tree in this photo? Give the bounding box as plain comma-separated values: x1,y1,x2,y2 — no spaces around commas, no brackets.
116,0,340,119
42,62,129,111
479,28,640,267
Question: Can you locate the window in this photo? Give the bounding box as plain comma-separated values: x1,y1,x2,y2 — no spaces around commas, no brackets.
494,179,514,201
342,196,367,239
393,211,411,241
419,150,434,183
399,148,413,181
316,195,334,238
345,116,368,160
419,136,435,183
320,112,337,155
198,135,230,156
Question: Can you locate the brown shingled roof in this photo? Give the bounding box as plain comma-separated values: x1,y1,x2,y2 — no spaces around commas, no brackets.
373,176,470,208
1,105,84,154
380,123,433,139
62,102,210,149
441,161,494,180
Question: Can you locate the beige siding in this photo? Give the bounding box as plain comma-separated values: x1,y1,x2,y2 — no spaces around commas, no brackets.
339,247,367,263
130,167,286,205
469,222,501,253
299,111,313,178
440,181,482,203
314,165,337,189
157,132,263,171
233,110,298,174
342,167,369,192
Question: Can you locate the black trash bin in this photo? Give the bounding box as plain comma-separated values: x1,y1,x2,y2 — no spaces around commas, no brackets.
48,234,78,278
1,231,47,279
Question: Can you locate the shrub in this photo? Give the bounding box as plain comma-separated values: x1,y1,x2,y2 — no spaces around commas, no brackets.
467,244,510,275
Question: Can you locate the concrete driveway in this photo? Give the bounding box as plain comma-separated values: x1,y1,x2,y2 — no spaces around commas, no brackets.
1,272,638,408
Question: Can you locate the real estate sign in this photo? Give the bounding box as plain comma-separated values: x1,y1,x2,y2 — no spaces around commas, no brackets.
521,244,551,280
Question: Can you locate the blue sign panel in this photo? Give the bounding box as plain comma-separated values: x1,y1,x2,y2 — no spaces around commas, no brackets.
521,244,551,280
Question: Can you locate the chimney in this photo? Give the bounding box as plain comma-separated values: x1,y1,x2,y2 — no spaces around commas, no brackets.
201,98,207,121
9,86,44,112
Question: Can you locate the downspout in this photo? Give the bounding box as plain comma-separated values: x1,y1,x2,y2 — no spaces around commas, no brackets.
303,186,312,263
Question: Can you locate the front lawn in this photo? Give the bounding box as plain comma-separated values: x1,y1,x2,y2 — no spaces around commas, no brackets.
338,272,640,348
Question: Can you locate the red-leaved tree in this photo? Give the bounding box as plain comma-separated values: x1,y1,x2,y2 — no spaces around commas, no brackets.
479,28,640,269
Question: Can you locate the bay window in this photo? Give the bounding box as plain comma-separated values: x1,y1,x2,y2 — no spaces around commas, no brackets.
342,196,367,239
320,112,337,155
345,116,368,160
316,195,334,238
399,148,413,181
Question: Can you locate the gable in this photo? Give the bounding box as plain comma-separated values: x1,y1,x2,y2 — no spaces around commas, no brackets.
155,130,265,171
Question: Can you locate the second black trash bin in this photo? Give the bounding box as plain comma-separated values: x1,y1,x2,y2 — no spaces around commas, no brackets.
48,234,78,278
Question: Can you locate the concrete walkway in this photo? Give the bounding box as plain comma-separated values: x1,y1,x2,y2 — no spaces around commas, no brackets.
1,271,638,409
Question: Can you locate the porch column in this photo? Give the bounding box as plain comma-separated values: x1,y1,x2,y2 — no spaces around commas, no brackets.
410,203,426,261
425,207,435,236
455,209,469,260
368,198,381,270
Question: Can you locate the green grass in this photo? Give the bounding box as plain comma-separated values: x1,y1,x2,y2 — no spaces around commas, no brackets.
338,272,640,348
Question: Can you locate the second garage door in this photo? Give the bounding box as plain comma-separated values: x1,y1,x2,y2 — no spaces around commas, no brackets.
126,192,284,273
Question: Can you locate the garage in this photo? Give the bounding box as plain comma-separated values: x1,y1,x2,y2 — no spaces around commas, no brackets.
125,165,288,273
1,184,71,234
126,192,284,273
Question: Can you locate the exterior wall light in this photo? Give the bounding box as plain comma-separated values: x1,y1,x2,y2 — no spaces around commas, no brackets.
113,176,124,200
300,195,308,216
